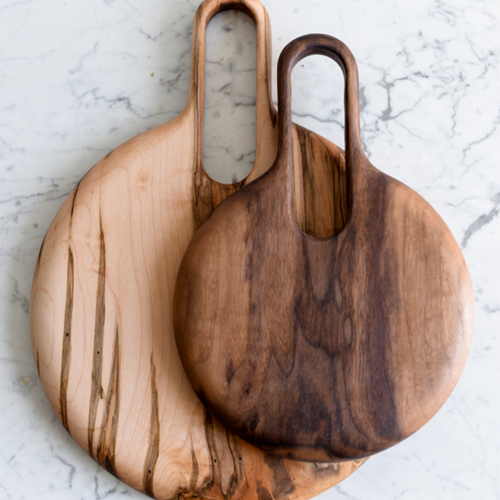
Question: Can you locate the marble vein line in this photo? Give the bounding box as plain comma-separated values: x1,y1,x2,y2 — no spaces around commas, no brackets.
54,454,76,489
461,192,500,248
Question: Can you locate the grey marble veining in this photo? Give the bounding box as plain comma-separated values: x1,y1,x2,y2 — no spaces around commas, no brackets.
0,0,498,498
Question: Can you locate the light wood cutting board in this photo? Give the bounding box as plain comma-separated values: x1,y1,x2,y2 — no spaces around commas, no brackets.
29,0,362,498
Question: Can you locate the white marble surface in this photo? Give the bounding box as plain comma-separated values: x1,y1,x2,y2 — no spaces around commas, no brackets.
1,0,498,498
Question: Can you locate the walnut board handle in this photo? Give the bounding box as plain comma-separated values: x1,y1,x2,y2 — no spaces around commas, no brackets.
189,2,347,235
30,3,359,500
173,34,475,462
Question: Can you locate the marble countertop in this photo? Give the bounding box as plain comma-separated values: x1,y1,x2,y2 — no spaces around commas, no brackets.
1,0,498,498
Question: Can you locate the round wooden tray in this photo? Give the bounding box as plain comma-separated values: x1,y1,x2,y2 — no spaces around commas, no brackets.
173,33,475,463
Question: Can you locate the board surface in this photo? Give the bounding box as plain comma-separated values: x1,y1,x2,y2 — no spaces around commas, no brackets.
29,2,362,499
174,34,475,463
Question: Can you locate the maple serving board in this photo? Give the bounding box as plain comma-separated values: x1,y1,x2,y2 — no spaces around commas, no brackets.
29,1,362,499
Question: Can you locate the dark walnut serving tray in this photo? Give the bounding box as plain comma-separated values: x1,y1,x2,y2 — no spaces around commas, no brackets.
174,34,474,463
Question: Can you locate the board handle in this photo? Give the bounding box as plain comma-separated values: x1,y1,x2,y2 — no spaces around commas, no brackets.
188,0,275,168
276,34,366,201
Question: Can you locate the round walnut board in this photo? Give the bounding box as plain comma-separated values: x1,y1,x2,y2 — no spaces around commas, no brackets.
29,0,364,499
173,34,474,464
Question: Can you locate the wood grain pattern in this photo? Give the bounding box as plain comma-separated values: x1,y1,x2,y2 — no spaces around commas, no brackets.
173,34,474,463
88,208,106,460
29,3,360,499
96,324,120,475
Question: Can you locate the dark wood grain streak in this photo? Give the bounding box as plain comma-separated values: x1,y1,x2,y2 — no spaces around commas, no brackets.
96,324,120,476
175,412,249,500
174,34,474,462
199,411,248,500
88,209,106,459
256,481,273,500
60,183,80,432
70,181,81,217
35,170,79,269
263,454,295,499
188,439,199,491
36,234,46,267
60,247,74,432
144,355,160,497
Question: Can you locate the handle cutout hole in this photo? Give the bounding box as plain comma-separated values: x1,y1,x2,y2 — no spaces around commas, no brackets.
290,55,347,239
203,10,257,184
291,55,345,150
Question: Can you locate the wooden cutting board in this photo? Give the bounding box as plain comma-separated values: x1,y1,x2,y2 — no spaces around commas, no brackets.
30,2,362,499
173,34,475,463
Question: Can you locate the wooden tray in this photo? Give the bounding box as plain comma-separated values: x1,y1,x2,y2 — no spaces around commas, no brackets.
173,34,474,463
29,1,362,499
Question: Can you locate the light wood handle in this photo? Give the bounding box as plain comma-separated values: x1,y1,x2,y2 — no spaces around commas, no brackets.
189,0,275,184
